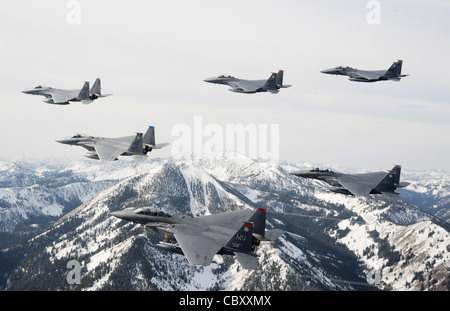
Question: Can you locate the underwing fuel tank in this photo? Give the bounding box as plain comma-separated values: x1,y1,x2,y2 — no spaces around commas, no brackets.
157,242,183,255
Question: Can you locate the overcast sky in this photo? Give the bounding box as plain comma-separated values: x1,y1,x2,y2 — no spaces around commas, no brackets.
1,0,449,172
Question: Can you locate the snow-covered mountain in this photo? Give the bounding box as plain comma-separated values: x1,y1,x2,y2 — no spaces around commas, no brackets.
0,155,449,291
0,159,158,245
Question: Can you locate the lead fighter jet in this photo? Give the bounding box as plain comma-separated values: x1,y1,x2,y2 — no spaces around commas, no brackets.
203,70,292,94
321,60,408,82
111,207,283,270
291,165,410,196
22,78,111,104
56,126,168,161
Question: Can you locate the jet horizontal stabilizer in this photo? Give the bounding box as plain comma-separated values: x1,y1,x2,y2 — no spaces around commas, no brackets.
234,252,259,270
263,229,284,241
398,181,411,188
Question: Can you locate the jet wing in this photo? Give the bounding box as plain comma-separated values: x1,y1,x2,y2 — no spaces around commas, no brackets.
196,209,254,229
337,172,387,196
170,209,254,266
347,70,384,81
173,227,224,266
228,79,262,93
50,90,77,104
93,142,127,161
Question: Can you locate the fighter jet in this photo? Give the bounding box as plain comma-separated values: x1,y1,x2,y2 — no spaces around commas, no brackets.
22,78,112,104
291,165,410,196
321,60,408,82
203,70,292,94
111,207,283,270
56,126,168,161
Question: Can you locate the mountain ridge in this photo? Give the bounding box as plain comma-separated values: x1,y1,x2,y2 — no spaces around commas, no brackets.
0,155,448,291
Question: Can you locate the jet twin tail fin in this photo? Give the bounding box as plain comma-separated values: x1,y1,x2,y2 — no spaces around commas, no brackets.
247,207,284,241
263,72,278,91
224,221,259,270
275,70,292,88
247,208,267,239
78,82,93,104
225,221,261,270
143,126,156,146
128,132,144,154
90,78,101,96
143,126,169,152
225,221,254,254
266,70,292,91
386,60,406,79
276,70,284,87
375,165,402,192
89,78,112,98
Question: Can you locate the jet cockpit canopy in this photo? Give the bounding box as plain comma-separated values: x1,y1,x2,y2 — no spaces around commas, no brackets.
135,207,171,218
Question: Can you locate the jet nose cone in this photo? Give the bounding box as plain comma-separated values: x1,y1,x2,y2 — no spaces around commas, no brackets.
320,68,334,74
55,138,69,144
111,210,126,219
290,170,305,176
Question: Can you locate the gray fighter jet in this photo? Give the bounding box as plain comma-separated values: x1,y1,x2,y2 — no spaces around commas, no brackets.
204,70,292,94
22,78,112,104
111,207,283,270
291,165,410,196
56,126,168,161
321,60,408,82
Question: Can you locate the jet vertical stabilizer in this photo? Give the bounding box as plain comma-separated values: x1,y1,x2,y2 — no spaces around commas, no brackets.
247,208,267,239
276,70,284,87
128,133,144,154
387,60,402,76
78,82,93,104
225,222,255,253
248,208,284,242
143,126,156,146
143,125,169,151
225,221,259,270
277,70,292,88
90,78,101,97
263,73,279,94
374,165,402,193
